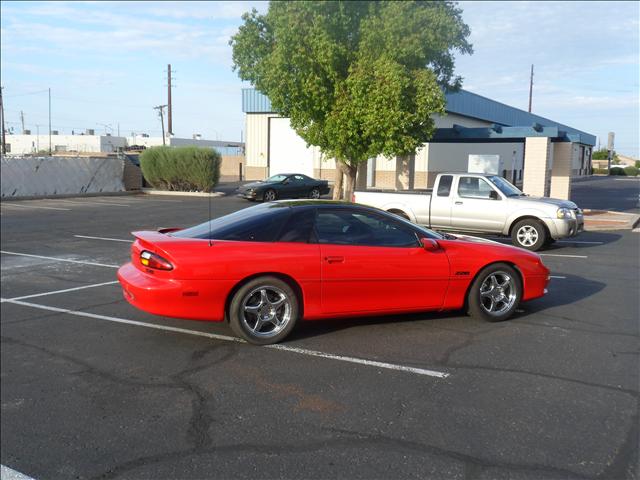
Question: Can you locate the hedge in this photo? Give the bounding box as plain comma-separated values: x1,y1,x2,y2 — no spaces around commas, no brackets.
623,166,638,176
139,146,221,191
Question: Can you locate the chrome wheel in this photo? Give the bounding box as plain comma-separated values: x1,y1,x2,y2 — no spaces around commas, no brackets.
241,286,291,338
310,188,320,199
516,225,538,247
479,271,517,316
264,190,276,201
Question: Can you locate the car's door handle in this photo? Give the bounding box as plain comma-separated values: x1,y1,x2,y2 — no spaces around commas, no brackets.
324,256,344,264
455,201,463,205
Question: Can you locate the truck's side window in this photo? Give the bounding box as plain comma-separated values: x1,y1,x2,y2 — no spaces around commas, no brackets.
437,175,453,197
458,177,494,199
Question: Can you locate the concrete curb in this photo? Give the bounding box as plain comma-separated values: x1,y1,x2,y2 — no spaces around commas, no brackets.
583,209,640,231
141,189,225,198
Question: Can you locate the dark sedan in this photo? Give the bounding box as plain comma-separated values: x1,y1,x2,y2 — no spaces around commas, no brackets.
237,173,330,201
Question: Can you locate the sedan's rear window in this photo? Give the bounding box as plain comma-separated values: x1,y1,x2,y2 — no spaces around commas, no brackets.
171,204,290,242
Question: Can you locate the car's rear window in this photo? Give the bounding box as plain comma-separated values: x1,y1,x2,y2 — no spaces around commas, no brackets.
171,204,290,242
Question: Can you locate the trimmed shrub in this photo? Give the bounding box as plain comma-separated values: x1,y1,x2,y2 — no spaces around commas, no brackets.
635,160,640,169
624,166,638,177
139,146,221,191
609,166,626,176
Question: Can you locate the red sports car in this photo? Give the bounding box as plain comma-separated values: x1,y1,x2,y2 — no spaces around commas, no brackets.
117,201,550,344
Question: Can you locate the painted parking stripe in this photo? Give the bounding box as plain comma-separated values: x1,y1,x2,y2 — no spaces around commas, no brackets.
0,251,119,268
74,235,133,243
554,240,603,245
53,199,130,207
1,465,36,480
0,203,71,211
2,298,449,379
539,253,588,259
0,281,119,303
549,275,566,279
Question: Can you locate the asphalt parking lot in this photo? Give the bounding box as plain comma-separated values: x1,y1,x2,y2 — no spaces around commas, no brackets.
1,193,638,480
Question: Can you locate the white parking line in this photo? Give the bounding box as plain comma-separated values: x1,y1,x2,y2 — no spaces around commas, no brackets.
539,253,588,259
74,235,133,243
549,275,566,279
1,465,36,480
2,298,449,379
53,199,130,207
555,240,603,245
0,251,119,268
0,203,71,211
0,281,119,303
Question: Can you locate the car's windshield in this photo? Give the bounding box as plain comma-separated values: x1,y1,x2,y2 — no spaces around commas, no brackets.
487,175,524,197
266,174,288,182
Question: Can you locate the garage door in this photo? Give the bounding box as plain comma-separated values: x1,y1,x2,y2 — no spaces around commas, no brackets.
268,117,314,177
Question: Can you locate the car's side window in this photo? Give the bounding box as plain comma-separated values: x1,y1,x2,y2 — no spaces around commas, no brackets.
277,209,315,243
293,175,305,182
314,210,419,247
457,177,495,199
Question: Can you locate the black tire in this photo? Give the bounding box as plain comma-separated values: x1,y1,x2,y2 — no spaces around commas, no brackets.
263,189,277,202
511,219,547,251
228,276,299,345
467,263,522,323
309,187,321,199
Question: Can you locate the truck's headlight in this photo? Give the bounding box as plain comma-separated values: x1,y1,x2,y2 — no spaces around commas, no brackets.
557,208,574,219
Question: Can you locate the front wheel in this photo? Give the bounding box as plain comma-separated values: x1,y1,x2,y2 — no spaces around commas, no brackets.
228,276,299,345
511,219,547,251
467,263,522,322
263,189,277,202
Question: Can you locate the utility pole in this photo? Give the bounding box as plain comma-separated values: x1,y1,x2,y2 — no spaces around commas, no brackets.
20,110,25,133
167,64,173,135
0,86,6,155
154,105,168,146
607,132,615,171
48,88,52,155
528,64,534,113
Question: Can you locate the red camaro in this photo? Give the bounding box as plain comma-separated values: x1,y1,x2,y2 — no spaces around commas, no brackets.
118,201,550,344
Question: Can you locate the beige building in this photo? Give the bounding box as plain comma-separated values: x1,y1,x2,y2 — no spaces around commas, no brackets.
242,88,595,200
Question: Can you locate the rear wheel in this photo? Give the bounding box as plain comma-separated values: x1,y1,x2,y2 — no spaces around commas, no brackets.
309,187,321,199
467,263,521,322
511,219,547,251
263,189,277,202
228,276,299,345
388,209,410,221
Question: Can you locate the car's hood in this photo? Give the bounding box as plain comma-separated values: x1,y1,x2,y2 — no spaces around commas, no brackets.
510,195,578,209
238,181,278,192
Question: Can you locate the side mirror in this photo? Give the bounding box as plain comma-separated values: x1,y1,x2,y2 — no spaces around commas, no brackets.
420,238,440,252
489,190,500,200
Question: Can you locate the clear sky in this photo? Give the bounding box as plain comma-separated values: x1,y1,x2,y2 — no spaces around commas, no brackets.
1,1,638,156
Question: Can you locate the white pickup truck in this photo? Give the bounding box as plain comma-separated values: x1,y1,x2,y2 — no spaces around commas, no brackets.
353,172,584,251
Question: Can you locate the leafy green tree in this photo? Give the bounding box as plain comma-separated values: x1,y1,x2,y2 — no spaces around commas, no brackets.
231,1,472,199
592,148,618,162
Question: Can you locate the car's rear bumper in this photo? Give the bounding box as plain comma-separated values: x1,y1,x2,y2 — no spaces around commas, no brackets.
117,262,228,321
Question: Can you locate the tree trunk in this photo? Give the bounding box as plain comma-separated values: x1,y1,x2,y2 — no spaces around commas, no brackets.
338,161,357,202
332,164,344,200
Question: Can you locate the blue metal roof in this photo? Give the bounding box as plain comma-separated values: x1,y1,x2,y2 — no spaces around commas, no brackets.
242,88,595,146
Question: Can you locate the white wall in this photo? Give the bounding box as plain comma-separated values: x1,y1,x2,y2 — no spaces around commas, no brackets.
1,156,125,198
268,118,315,177
426,142,524,175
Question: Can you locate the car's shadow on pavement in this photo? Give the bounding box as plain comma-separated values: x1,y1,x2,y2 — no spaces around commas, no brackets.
519,273,606,314
544,232,622,250
287,273,605,342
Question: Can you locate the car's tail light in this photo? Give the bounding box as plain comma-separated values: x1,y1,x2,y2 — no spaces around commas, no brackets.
140,250,173,270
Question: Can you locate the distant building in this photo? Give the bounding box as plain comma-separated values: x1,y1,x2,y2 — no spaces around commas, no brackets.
242,88,596,200
4,132,126,155
4,132,244,157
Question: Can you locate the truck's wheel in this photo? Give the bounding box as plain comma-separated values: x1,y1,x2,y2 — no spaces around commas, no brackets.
388,209,410,221
511,219,547,251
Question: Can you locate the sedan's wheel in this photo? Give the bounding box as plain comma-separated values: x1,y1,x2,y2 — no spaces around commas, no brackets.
467,263,521,322
263,189,277,202
511,219,547,251
309,187,321,199
229,276,299,345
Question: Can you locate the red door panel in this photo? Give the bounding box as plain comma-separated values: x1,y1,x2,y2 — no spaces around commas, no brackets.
320,244,450,314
